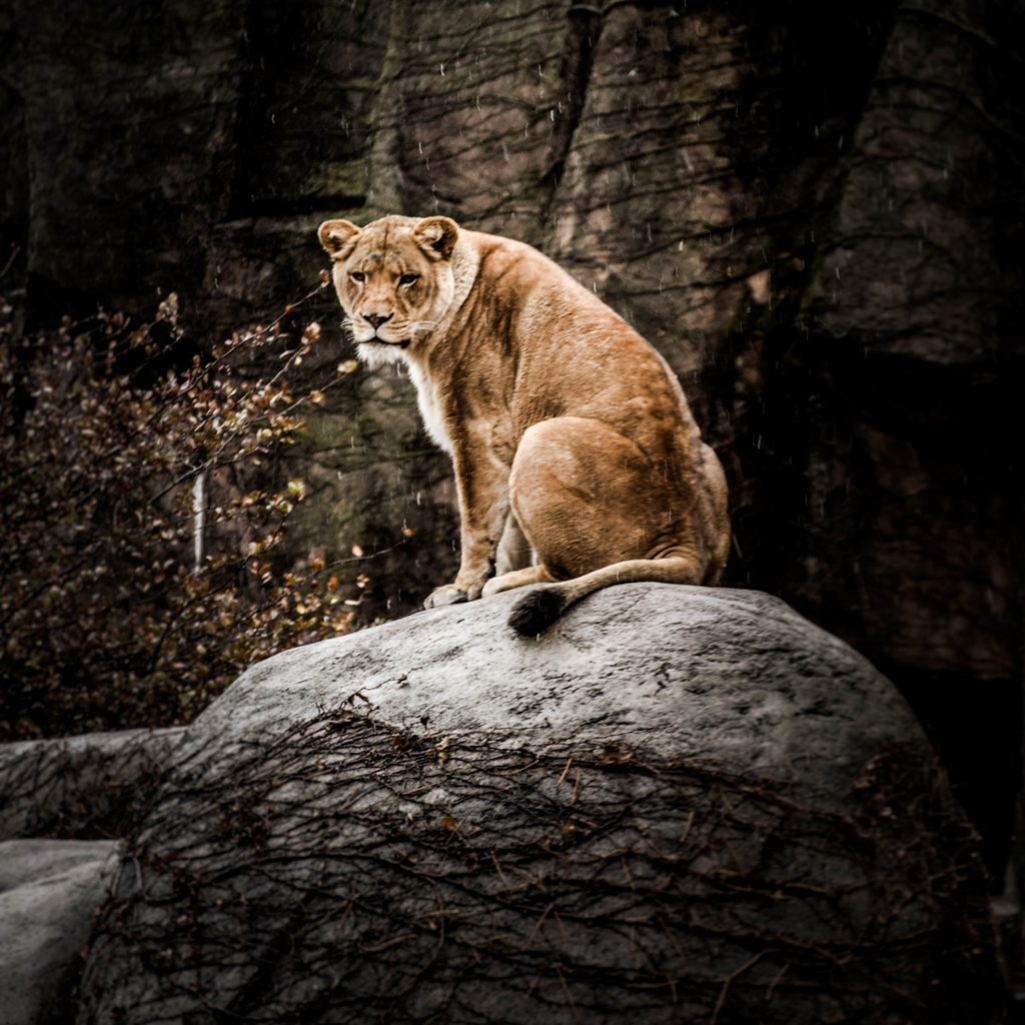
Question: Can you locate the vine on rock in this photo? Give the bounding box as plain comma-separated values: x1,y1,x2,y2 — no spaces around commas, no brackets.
78,706,1003,1024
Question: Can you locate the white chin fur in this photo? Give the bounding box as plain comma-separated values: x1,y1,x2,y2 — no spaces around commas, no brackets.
357,341,408,368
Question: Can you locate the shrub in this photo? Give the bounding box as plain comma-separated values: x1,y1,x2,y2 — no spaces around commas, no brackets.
0,286,360,739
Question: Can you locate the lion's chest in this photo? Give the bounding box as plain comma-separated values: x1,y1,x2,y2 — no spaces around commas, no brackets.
406,361,453,454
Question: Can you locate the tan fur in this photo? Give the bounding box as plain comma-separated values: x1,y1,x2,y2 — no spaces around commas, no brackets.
319,214,730,633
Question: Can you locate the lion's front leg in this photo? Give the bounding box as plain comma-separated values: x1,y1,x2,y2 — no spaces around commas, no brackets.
423,438,510,609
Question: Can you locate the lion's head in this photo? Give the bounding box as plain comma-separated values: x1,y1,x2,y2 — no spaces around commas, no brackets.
318,215,460,365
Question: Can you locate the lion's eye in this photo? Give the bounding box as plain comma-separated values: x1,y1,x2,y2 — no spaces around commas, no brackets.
350,271,365,284
398,274,419,287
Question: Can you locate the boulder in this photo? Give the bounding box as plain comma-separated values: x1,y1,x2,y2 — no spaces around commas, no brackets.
0,839,120,1025
0,729,182,1025
76,585,1005,1024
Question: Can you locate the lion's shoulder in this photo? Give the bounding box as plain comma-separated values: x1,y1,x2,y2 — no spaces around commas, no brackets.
463,231,592,311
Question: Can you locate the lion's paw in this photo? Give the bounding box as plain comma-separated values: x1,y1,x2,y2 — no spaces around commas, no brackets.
482,575,520,598
423,584,469,609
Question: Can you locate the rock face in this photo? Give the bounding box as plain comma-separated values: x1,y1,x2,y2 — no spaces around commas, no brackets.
77,585,1004,1024
0,839,120,1025
0,729,185,1025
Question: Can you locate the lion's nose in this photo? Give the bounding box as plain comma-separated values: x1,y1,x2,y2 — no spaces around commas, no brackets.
363,312,393,329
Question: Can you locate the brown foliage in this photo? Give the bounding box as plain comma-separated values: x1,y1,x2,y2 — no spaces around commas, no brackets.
0,290,359,739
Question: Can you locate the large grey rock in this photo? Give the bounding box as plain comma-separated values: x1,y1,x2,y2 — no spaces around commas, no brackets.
77,586,1004,1024
0,728,186,840
0,730,179,1024
0,839,119,1025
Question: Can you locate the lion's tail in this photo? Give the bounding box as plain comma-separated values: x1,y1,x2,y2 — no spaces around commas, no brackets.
508,554,719,636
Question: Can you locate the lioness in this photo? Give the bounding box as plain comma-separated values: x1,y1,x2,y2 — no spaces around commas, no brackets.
318,214,729,634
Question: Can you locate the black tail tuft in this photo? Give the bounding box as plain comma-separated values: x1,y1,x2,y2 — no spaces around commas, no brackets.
508,587,567,636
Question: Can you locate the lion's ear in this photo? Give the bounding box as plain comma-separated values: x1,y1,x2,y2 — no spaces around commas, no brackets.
318,220,361,259
413,216,459,260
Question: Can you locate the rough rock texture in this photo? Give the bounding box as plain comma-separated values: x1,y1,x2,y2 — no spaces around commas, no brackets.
77,586,1004,1024
0,728,186,840
2,0,1022,872
0,839,120,1025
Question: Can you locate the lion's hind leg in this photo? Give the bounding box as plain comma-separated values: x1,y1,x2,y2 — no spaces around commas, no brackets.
509,417,658,579
505,416,715,635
